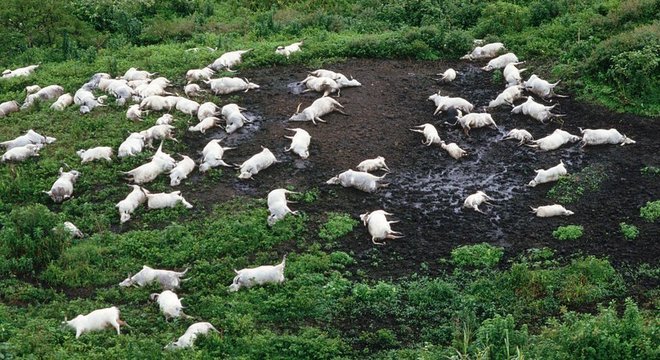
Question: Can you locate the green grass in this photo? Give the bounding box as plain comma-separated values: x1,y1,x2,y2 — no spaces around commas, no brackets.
1,0,658,357
640,200,660,222
451,243,504,269
547,165,607,204
619,222,639,240
552,225,584,241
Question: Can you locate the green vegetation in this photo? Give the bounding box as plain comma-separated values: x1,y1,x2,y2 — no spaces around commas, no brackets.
641,166,660,176
318,212,358,242
552,225,584,241
1,0,658,358
640,200,660,222
619,222,639,240
547,164,607,204
1,0,658,115
451,243,504,268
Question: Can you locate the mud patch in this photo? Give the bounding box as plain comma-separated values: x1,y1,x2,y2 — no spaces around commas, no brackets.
173,59,658,278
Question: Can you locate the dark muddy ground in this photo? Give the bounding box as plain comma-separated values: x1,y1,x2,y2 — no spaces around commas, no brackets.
177,59,659,278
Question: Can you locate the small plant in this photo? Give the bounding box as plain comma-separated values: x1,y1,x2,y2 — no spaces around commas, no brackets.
641,166,660,176
640,200,660,222
548,165,607,204
318,213,358,242
0,204,69,274
619,222,639,240
451,243,504,268
552,225,584,241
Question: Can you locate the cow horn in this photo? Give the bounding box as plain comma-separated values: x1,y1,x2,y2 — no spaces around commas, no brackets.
295,103,302,114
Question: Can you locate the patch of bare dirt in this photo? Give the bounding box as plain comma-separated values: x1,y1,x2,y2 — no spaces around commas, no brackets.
177,58,659,278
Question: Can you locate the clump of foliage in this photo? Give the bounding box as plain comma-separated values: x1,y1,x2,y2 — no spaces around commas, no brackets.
318,213,357,242
451,243,504,268
619,222,639,240
641,166,660,176
552,225,584,241
0,204,69,275
548,165,607,203
639,200,660,222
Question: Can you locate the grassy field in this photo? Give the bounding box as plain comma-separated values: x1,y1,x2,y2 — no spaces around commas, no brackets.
1,0,659,358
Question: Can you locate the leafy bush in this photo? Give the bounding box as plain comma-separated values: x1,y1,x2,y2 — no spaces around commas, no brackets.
619,222,639,240
476,314,529,360
548,165,607,203
640,200,660,222
318,213,357,242
528,299,658,359
451,243,504,269
552,225,584,241
0,204,69,274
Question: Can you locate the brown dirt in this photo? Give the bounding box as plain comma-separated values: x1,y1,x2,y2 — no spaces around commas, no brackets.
177,58,659,279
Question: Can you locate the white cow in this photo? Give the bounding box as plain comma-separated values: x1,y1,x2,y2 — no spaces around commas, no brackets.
289,97,347,125
116,184,147,223
267,189,299,226
236,147,277,179
579,128,636,147
447,110,497,136
527,129,581,151
461,42,505,60
301,75,340,97
502,128,534,145
284,128,311,159
118,133,146,158
186,67,215,83
0,100,20,117
276,41,304,58
428,92,474,115
326,169,387,193
229,256,286,292
511,97,564,123
1,144,42,162
528,161,567,187
503,62,527,87
149,290,191,320
437,68,457,83
488,85,525,108
409,124,441,146
169,155,195,186
440,141,468,160
77,146,113,163
119,265,188,290
530,204,574,217
50,93,74,111
207,49,252,72
44,168,80,202
63,306,127,339
188,117,220,134
360,210,403,245
165,322,221,350
205,77,260,95
463,191,495,214
523,74,567,99
356,156,390,172
143,189,193,209
482,53,519,71
199,139,234,172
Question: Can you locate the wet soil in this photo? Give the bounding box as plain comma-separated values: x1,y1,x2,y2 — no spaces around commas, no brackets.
177,59,659,279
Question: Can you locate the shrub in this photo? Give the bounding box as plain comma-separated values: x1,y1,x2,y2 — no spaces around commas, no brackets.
476,314,529,360
318,213,357,242
640,200,660,222
548,165,607,203
0,204,69,274
451,243,504,269
552,225,584,241
619,222,639,240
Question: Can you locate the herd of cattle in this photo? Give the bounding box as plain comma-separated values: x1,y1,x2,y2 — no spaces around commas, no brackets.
0,40,637,346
